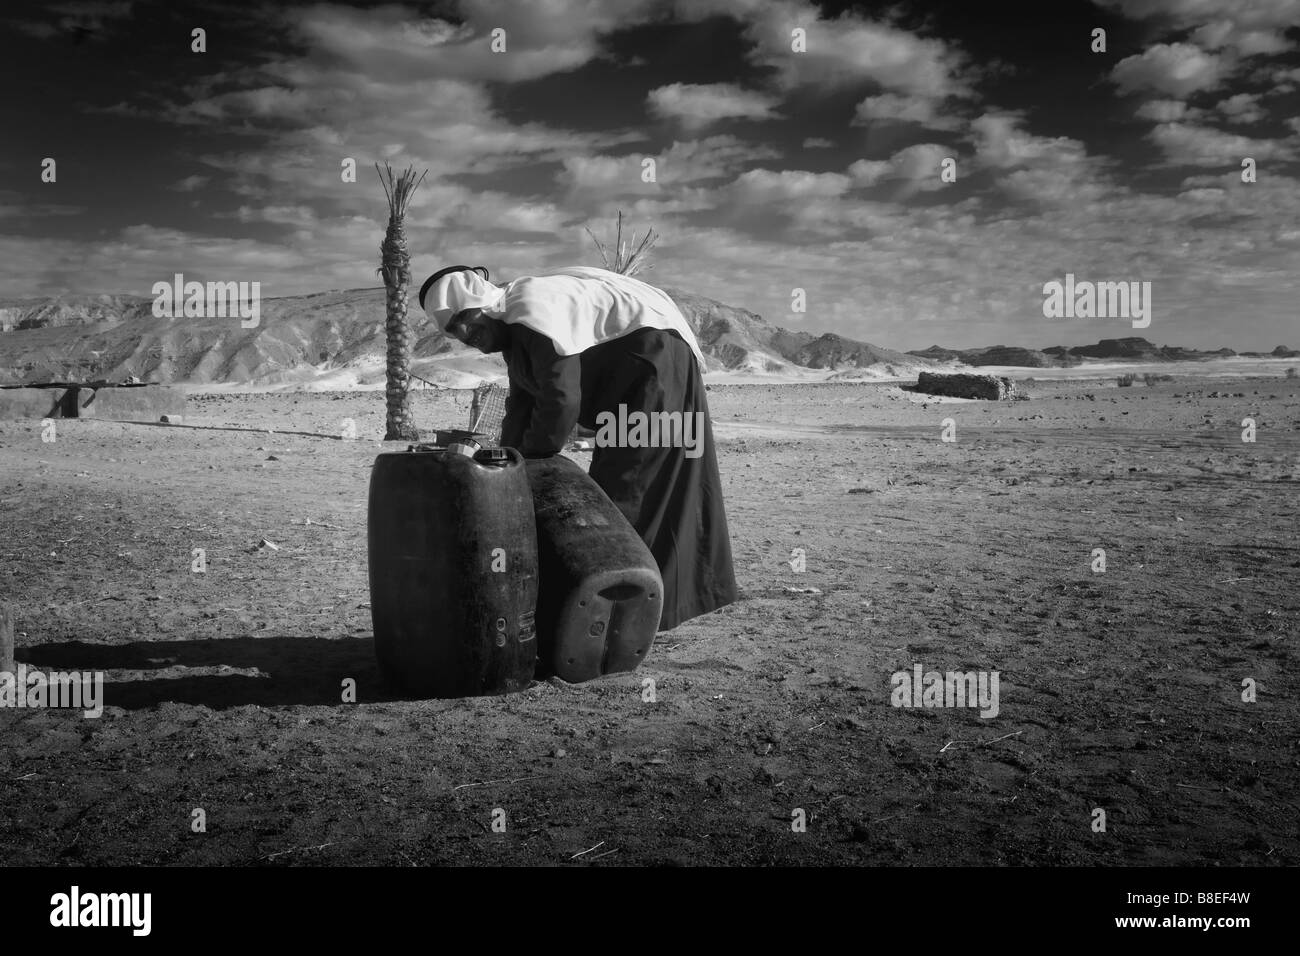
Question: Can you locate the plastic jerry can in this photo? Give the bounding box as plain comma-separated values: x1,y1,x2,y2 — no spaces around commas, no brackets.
524,455,663,683
368,444,538,698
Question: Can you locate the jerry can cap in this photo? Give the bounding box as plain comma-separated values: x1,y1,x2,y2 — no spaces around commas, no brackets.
446,438,483,457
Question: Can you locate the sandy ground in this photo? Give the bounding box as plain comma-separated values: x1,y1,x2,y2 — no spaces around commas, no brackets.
1,375,1297,866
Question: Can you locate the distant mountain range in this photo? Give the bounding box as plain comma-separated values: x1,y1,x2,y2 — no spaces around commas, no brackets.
0,286,935,386
909,338,1299,367
0,288,1294,387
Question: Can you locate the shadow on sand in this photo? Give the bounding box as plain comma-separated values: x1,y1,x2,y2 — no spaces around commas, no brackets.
14,635,426,710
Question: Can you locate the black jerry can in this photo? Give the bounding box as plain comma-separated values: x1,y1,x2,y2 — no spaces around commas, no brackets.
525,455,663,683
368,445,538,698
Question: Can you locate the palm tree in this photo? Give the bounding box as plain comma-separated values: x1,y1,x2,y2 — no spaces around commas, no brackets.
376,162,428,441
585,210,658,277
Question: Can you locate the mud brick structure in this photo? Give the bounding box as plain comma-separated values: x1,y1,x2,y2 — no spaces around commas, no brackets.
0,385,68,419
915,371,1024,401
0,383,187,421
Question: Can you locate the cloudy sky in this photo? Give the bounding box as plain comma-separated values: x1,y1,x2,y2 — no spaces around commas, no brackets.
3,0,1298,350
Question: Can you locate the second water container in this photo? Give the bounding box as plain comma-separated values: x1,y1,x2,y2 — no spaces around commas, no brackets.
525,455,663,683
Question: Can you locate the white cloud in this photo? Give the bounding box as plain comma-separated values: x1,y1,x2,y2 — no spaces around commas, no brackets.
848,144,953,194
558,155,652,197
218,204,318,228
184,70,640,207
1178,186,1227,201
969,113,1090,169
457,192,569,235
726,169,854,204
286,1,660,84
647,83,780,130
802,137,834,149
182,85,319,124
964,113,1116,205
777,19,960,95
1148,122,1297,164
1270,66,1300,92
14,0,136,40
656,136,781,183
852,92,962,130
848,159,891,184
1216,92,1265,124
169,175,211,192
1134,99,1193,122
783,197,915,237
999,167,1111,205
556,137,781,212
1098,0,1299,32
676,0,974,99
1111,43,1225,97
0,203,83,219
618,189,718,218
1098,1,1296,62
886,143,952,184
0,224,360,299
1193,21,1291,56
459,0,660,46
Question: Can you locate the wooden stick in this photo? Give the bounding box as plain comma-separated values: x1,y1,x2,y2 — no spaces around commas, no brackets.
570,841,605,860
871,803,923,824
979,730,1024,747
260,842,335,861
451,775,542,792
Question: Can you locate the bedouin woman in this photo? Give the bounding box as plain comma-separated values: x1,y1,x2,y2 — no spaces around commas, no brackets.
418,263,738,631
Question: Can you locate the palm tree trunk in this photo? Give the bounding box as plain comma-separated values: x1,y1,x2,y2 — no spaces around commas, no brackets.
377,163,427,442
381,219,418,441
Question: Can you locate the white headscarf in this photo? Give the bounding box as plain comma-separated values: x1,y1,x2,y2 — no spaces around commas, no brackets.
423,270,506,329
421,265,707,368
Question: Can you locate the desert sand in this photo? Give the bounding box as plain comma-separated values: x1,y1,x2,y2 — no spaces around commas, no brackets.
1,373,1296,865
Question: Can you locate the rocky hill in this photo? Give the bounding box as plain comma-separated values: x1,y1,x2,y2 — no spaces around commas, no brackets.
0,285,938,387
3,289,1286,387
1249,345,1300,358
786,332,924,371
909,337,1287,367
910,344,1080,368
0,294,156,333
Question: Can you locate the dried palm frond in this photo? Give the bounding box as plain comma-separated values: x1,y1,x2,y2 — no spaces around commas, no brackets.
585,210,658,276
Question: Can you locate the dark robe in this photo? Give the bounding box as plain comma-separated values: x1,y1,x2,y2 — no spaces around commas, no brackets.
498,323,738,631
